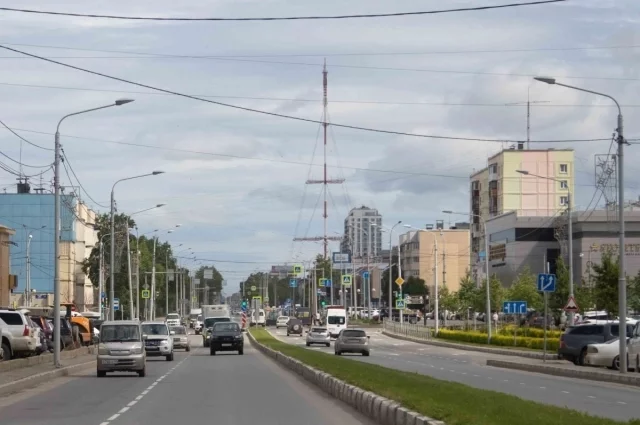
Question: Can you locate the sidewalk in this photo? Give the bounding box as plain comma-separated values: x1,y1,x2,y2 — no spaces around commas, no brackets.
382,329,556,360
487,357,640,387
0,350,95,396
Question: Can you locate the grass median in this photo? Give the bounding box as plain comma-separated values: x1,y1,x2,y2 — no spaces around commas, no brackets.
250,328,639,425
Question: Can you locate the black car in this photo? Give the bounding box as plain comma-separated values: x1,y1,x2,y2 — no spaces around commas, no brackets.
202,317,231,347
287,318,303,336
210,322,243,355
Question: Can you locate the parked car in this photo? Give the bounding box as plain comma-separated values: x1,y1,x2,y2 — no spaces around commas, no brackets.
584,338,630,370
559,322,635,365
0,308,39,359
334,329,370,356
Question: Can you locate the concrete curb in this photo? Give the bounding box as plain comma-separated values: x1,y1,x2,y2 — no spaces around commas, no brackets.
382,330,559,361
0,359,95,397
247,332,446,425
486,359,640,387
0,347,95,373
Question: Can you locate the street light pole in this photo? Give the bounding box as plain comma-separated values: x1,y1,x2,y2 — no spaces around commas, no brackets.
516,169,574,326
389,222,402,316
110,171,164,321
53,98,134,367
443,210,491,342
534,76,626,372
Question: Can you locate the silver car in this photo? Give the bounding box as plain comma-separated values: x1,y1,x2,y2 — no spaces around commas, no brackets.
334,329,370,356
306,326,330,347
96,320,146,377
170,326,191,351
142,321,175,361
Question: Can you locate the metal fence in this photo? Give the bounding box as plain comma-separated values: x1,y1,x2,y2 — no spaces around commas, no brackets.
382,319,432,340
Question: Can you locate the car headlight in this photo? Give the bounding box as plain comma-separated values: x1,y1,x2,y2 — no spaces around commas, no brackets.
131,347,143,354
98,347,109,355
160,340,168,345
234,335,242,340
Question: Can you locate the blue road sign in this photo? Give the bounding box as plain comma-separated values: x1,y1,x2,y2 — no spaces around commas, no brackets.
362,271,370,279
537,273,557,292
113,298,120,311
325,279,332,288
503,301,527,315
101,292,106,299
395,299,405,309
289,278,297,288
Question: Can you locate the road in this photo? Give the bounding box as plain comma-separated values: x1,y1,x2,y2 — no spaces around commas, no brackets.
267,327,640,421
0,333,374,425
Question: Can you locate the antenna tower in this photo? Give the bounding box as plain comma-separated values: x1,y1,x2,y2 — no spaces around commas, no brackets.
293,59,343,259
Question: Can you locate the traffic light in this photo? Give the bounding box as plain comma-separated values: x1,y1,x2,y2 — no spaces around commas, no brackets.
320,300,326,308
241,300,247,309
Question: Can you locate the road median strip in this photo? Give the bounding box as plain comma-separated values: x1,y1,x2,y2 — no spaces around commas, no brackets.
382,329,558,360
486,359,640,387
0,346,95,373
248,328,634,425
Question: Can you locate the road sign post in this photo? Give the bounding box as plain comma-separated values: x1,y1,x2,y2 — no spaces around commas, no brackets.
537,272,556,363
395,277,405,324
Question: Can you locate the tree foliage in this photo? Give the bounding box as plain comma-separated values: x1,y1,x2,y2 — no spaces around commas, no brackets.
506,266,543,311
592,253,620,316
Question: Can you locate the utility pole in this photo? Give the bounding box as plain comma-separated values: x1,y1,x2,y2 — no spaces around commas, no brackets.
151,237,157,320
135,249,140,320
293,59,343,313
26,234,32,307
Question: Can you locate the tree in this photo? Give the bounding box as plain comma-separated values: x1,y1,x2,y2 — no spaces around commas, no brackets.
439,285,459,313
629,271,640,312
507,266,543,311
592,253,619,316
456,271,480,312
403,276,427,296
476,275,505,314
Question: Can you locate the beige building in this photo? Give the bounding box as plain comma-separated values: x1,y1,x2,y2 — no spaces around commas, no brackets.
470,147,575,281
399,228,470,293
0,225,16,306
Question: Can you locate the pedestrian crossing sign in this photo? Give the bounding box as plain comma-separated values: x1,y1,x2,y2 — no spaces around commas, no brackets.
341,275,353,287
141,289,150,299
293,264,304,275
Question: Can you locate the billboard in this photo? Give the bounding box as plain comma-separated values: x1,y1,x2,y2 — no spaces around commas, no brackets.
332,252,351,263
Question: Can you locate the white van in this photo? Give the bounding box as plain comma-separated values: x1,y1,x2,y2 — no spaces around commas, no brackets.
325,306,347,338
250,309,266,327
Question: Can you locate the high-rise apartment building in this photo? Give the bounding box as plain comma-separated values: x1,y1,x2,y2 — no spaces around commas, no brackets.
469,147,574,280
341,206,382,260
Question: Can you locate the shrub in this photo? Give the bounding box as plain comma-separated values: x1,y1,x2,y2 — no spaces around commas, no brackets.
437,329,559,351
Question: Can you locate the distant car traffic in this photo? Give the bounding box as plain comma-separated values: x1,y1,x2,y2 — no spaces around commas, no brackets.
276,316,289,329
209,322,243,355
334,329,370,356
170,325,191,352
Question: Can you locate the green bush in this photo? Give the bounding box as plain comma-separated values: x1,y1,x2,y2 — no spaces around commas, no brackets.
498,326,563,339
437,329,559,351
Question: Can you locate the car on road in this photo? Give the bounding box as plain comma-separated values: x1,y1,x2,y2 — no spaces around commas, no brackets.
306,326,330,347
334,329,370,356
96,320,146,377
210,322,243,355
165,313,181,328
287,318,303,337
142,321,175,361
170,325,191,351
276,316,289,329
202,317,231,347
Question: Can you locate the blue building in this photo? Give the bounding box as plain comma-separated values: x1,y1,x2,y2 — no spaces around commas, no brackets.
0,186,83,296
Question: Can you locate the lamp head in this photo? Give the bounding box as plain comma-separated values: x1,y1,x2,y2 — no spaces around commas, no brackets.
151,171,164,176
534,77,556,85
115,98,134,106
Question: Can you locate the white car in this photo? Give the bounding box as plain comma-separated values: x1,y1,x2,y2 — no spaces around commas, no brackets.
585,338,629,370
165,313,181,328
276,316,290,329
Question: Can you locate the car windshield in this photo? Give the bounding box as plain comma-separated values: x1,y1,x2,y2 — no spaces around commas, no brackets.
171,326,187,334
278,316,289,321
342,330,366,338
328,316,346,325
311,327,327,333
197,315,203,321
204,317,230,328
166,314,180,320
100,325,141,342
142,324,169,335
214,322,240,332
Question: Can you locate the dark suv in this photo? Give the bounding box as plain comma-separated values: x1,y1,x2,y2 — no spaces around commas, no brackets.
287,318,303,336
209,322,243,355
559,323,635,365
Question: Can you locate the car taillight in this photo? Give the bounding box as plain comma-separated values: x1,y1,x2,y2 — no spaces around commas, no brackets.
23,325,30,336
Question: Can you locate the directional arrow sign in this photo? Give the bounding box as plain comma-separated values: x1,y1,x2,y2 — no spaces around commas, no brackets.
537,273,556,292
502,300,527,315
362,271,370,279
289,279,297,288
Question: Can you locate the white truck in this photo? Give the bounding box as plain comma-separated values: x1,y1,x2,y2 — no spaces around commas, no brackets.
202,305,231,321
189,308,202,329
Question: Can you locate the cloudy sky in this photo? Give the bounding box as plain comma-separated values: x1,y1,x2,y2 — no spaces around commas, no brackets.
0,0,638,291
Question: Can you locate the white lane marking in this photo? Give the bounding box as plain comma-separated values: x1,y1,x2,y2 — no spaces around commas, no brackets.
562,391,570,394
587,396,596,399
617,401,627,405
520,383,526,386
100,352,192,425
473,374,480,377
388,353,399,356
539,387,546,390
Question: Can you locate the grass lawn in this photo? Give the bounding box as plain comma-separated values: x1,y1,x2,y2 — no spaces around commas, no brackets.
250,328,639,425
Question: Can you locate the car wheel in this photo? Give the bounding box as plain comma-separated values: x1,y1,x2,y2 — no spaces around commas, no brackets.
239,348,244,355
362,351,370,357
166,353,174,361
578,347,587,366
335,351,341,356
306,342,310,347
1,342,11,361
326,343,330,347
210,349,216,356
186,346,191,352
138,368,146,377
97,370,106,377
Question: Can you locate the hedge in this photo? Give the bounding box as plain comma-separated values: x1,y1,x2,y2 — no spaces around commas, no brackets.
437,329,559,351
498,326,563,339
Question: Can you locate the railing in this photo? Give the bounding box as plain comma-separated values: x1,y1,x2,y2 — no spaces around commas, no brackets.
382,319,432,340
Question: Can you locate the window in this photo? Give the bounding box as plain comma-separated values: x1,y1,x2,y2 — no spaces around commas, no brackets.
560,164,568,173
0,312,24,326
101,325,140,342
560,196,569,206
141,324,168,335
560,180,568,189
328,316,345,325
171,326,187,334
342,330,366,338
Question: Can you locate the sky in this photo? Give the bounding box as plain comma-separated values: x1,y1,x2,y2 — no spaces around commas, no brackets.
0,0,639,293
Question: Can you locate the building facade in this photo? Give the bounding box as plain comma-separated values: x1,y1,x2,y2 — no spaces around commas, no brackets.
0,185,97,308
470,148,575,282
0,225,16,306
341,206,382,260
485,209,640,287
399,227,470,293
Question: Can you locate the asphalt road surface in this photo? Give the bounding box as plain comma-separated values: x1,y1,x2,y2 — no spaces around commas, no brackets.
267,327,640,421
0,334,374,425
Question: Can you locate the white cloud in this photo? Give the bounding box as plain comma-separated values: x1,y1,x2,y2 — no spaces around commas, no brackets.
0,0,639,290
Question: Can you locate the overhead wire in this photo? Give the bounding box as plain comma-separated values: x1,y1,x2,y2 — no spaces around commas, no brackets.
0,119,53,151
0,2,566,21
0,44,622,145
60,148,109,208
0,150,51,168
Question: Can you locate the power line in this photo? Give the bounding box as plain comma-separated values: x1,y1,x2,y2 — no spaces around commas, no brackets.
61,148,109,208
0,44,619,145
0,150,51,168
0,118,52,151
4,80,640,108
0,2,566,21
4,41,640,59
